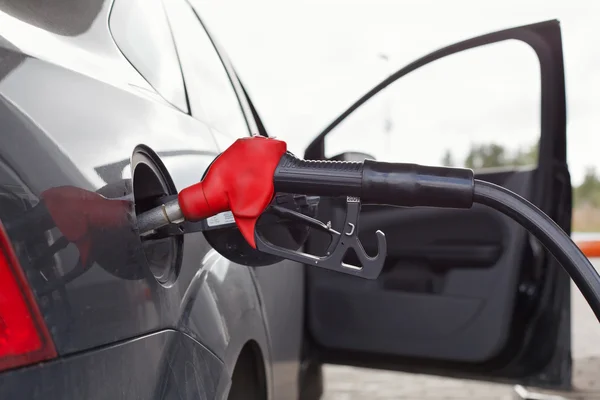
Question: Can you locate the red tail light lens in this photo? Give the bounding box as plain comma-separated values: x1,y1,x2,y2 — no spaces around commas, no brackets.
0,222,56,371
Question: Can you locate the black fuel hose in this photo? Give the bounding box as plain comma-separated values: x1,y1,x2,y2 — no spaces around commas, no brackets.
275,153,600,321
274,153,474,208
473,179,600,321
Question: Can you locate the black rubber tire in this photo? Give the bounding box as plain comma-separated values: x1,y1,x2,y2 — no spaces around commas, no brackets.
299,361,324,400
227,344,267,400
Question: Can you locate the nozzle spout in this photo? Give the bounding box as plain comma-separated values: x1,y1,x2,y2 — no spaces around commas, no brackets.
136,199,183,235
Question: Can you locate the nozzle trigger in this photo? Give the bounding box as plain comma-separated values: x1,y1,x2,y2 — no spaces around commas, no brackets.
255,196,386,279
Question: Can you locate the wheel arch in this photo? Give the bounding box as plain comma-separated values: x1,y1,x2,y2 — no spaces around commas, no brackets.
227,340,268,400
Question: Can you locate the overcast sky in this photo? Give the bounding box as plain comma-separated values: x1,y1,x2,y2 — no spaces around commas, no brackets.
196,0,600,185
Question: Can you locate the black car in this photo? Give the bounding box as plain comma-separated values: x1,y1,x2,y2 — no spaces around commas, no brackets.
0,0,571,399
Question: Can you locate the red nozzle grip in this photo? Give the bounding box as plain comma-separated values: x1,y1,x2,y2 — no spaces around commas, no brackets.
178,136,287,248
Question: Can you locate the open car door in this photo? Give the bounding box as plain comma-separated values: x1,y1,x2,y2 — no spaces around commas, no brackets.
303,20,571,390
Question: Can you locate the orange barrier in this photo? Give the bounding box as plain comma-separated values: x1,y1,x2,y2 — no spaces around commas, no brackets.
575,239,600,258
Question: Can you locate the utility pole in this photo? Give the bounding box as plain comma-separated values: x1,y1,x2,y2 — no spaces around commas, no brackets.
378,53,393,159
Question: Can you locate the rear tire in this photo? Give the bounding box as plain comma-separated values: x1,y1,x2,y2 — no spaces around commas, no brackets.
299,360,323,400
227,342,267,400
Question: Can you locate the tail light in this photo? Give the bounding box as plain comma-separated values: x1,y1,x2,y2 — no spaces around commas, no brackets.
0,222,56,372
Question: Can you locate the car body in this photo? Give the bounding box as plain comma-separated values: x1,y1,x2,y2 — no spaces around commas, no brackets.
0,1,572,399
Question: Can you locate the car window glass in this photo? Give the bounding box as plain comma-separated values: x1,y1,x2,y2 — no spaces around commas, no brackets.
324,40,541,171
163,0,249,140
109,0,188,112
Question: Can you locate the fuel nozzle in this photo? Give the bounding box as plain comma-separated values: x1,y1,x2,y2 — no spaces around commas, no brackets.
133,135,475,279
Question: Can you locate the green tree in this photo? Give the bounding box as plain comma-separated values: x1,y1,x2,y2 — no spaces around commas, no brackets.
464,143,508,169
574,167,600,207
445,140,600,230
512,140,539,166
441,149,454,167
463,141,538,170
444,141,600,215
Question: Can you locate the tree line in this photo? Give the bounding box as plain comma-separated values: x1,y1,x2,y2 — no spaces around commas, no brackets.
442,142,600,208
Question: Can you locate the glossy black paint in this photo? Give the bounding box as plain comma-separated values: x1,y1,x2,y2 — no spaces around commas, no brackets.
0,0,306,398
0,330,224,399
0,0,104,36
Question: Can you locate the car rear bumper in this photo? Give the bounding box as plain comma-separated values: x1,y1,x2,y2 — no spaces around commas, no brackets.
0,329,226,399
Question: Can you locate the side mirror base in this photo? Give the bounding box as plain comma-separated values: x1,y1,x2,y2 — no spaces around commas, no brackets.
329,152,376,162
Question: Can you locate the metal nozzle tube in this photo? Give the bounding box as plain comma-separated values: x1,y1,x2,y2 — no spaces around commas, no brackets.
136,199,184,235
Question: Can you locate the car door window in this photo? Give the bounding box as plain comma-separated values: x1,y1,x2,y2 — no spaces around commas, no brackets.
109,0,188,112
324,40,540,171
163,0,250,141
305,22,570,387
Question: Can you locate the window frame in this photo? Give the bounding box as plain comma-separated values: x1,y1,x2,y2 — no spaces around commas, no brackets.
108,0,189,113
166,0,258,137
